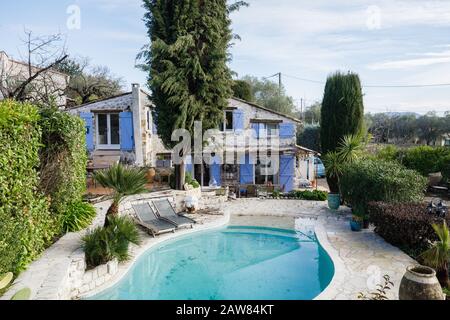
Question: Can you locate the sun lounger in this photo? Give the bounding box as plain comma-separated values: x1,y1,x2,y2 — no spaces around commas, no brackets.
132,203,177,237
153,199,196,229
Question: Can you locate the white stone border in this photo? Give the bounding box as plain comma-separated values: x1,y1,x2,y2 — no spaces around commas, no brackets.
78,210,231,299
313,223,349,300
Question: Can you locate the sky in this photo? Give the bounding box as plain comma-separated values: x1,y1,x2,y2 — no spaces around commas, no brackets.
1,0,450,115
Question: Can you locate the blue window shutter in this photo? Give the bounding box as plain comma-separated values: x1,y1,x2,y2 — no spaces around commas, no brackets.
251,123,260,138
185,155,194,176
152,121,157,134
119,112,134,151
239,154,254,185
210,155,222,186
233,109,245,131
280,155,295,192
279,123,295,139
80,112,94,152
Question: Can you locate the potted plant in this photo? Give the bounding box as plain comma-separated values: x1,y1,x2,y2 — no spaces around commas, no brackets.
350,214,363,232
323,134,365,211
323,151,342,210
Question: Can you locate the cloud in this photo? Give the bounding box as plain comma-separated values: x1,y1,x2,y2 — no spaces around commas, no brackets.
368,50,450,70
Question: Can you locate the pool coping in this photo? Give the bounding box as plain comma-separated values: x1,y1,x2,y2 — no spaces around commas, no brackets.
78,211,231,299
80,210,344,300
313,223,348,300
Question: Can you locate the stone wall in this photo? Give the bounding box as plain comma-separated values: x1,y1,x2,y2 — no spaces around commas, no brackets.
69,253,119,298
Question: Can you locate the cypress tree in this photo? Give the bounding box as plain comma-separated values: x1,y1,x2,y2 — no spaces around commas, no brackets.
141,0,233,189
320,71,364,192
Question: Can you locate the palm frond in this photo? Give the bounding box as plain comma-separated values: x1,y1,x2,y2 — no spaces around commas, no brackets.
323,151,343,179
420,221,449,270
93,164,148,199
337,133,365,164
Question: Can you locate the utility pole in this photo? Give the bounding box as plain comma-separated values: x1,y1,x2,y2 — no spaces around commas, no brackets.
266,72,282,96
300,98,303,120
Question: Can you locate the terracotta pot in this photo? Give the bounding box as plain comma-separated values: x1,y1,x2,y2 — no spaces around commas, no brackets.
146,168,156,183
399,265,445,300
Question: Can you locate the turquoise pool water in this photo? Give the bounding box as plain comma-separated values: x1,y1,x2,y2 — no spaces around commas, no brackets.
89,226,334,300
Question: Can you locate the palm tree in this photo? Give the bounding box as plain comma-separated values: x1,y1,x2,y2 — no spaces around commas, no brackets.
94,164,148,226
420,221,449,288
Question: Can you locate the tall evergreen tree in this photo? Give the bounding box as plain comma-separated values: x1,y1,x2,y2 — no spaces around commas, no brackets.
140,0,234,189
321,72,364,192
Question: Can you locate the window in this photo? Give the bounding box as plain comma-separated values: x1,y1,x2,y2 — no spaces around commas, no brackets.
146,108,151,131
255,123,279,138
220,110,234,131
445,139,450,146
96,113,120,149
255,154,278,185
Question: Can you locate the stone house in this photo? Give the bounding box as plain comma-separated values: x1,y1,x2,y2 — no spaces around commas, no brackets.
0,51,69,106
69,84,318,192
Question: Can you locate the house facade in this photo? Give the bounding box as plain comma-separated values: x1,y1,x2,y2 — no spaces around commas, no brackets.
0,51,69,106
69,84,318,192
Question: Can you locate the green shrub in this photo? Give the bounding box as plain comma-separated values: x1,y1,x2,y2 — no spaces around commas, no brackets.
376,145,450,179
340,158,427,216
61,201,97,233
38,107,88,230
399,146,450,177
0,100,55,275
185,172,200,189
82,216,141,268
293,190,328,201
375,145,399,162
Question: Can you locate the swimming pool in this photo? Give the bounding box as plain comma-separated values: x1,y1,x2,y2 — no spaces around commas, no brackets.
89,226,335,300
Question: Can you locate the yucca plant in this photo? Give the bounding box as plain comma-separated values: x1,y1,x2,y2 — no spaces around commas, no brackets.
94,164,147,226
323,134,365,193
337,133,365,165
420,221,450,288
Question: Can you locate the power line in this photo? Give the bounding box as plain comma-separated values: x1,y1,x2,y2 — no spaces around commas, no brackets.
279,73,450,88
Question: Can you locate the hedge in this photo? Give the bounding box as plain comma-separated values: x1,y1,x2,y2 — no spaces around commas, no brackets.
376,145,450,179
0,100,56,274
340,158,427,215
368,202,450,252
38,107,88,230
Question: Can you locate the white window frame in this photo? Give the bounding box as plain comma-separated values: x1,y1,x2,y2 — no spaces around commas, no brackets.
96,113,120,150
222,110,234,132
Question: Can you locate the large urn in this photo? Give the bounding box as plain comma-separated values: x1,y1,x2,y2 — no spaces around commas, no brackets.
399,265,445,300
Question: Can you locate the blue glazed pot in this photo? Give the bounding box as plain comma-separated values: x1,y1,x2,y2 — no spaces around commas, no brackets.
350,220,362,232
328,193,340,210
